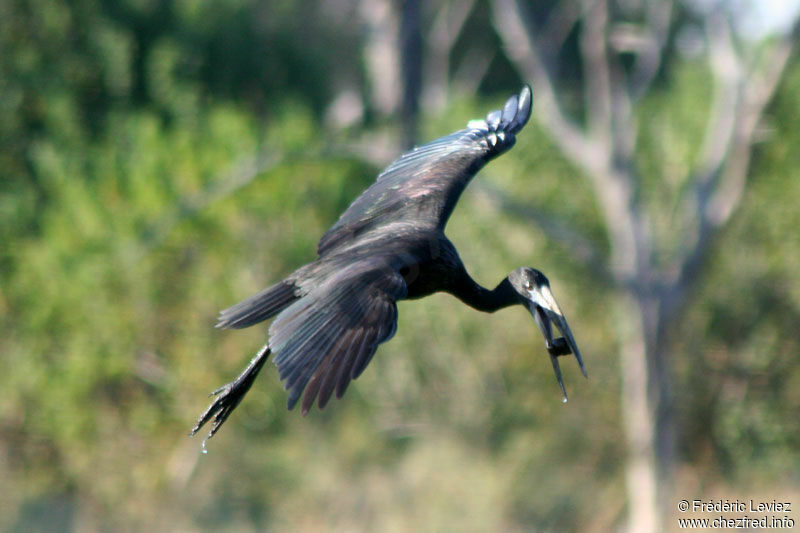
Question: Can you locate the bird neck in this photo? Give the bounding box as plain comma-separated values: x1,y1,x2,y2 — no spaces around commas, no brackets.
449,275,519,313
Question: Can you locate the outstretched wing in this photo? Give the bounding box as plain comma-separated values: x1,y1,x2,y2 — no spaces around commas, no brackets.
317,85,533,256
267,256,407,414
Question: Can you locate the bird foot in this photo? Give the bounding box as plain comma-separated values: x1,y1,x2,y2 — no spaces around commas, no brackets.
190,345,270,445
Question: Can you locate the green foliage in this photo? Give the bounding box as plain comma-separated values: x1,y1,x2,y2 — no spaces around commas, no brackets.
1,2,798,530
674,63,800,480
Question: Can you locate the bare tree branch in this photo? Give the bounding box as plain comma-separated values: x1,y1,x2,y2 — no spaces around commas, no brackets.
490,0,603,174
490,3,796,532
491,0,644,283
541,0,583,60
423,0,477,110
605,2,671,173
624,1,673,101
665,19,799,318
708,35,795,225
577,0,647,282
360,0,402,115
600,4,640,179
580,0,614,149
452,46,495,95
399,0,423,147
474,182,611,281
694,12,742,193
661,12,742,306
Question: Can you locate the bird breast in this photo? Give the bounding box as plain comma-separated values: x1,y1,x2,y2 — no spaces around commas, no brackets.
399,234,464,300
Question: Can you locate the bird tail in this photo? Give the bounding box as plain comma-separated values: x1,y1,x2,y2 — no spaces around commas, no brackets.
216,279,299,329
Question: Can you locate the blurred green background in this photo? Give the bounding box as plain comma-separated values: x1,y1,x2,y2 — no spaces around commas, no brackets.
1,0,798,531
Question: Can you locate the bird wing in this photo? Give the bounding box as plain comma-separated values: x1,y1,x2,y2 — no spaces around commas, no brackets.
267,256,408,414
215,279,301,330
317,85,532,256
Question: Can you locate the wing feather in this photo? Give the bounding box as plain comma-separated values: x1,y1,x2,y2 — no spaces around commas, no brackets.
335,328,365,398
317,86,532,255
316,333,352,408
267,259,407,413
216,280,299,329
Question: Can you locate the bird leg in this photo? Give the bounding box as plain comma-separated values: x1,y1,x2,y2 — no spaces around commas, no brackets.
190,344,271,445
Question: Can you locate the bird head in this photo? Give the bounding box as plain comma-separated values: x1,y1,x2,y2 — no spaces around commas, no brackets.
508,267,587,401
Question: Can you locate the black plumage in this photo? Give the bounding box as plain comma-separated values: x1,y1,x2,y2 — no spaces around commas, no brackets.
192,86,586,442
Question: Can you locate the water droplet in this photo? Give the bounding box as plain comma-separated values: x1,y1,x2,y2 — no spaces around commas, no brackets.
562,397,568,404
201,440,209,454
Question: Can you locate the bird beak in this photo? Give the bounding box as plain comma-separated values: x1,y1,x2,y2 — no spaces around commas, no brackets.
526,283,587,402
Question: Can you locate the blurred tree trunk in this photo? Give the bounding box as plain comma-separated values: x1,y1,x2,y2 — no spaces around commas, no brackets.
360,0,401,117
360,0,422,148
489,0,799,530
422,0,477,110
398,0,422,148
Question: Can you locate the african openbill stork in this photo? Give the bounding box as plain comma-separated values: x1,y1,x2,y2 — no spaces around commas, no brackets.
192,86,586,443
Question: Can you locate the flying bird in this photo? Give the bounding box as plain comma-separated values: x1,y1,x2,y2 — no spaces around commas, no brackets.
192,86,586,442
